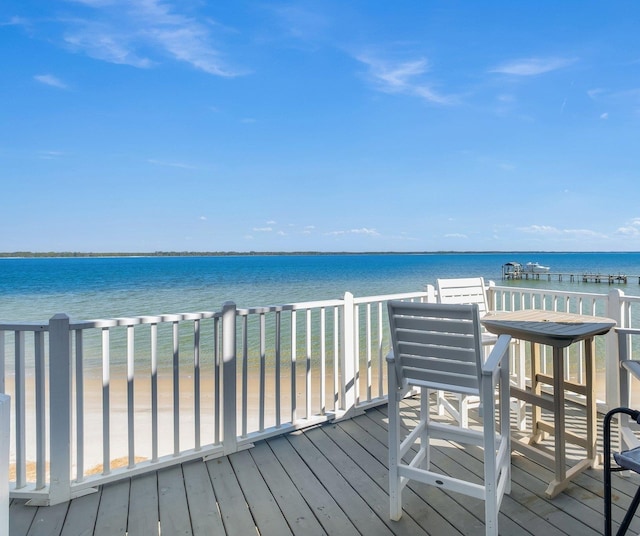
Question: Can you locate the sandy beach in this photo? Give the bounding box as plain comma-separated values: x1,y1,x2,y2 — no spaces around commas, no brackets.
7,363,357,481
7,350,624,484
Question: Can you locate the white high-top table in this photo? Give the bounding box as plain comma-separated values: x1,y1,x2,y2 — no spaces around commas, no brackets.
481,310,616,498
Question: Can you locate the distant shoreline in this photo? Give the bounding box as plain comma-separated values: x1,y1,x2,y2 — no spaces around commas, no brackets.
0,250,628,258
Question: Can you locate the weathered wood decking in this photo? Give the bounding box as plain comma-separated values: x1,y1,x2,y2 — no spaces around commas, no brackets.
9,398,640,535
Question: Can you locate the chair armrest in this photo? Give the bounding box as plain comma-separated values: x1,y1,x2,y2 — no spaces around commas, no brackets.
386,350,395,363
622,360,640,381
481,334,511,378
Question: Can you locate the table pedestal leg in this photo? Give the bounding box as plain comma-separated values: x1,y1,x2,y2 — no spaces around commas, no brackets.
529,343,545,443
545,345,567,497
585,337,598,466
545,338,598,498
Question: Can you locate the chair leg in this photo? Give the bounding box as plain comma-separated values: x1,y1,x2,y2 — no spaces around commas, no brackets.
484,501,499,536
388,385,402,521
437,389,446,416
420,387,430,470
389,394,402,521
483,415,499,536
501,364,512,496
460,394,470,428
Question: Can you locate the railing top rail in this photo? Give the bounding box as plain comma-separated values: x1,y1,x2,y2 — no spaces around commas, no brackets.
616,327,640,335
618,294,640,303
352,291,429,305
236,298,345,316
491,284,611,300
69,311,221,330
0,322,49,332
0,311,220,332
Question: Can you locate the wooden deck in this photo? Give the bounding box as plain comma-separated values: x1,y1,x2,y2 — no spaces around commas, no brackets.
9,397,640,535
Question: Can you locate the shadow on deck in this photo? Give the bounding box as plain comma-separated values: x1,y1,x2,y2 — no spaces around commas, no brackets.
9,398,640,535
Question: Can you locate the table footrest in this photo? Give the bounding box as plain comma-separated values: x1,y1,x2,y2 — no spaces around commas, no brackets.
533,420,589,449
510,386,554,412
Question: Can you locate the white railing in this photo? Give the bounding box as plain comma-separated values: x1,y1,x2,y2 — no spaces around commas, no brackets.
2,283,636,506
0,289,430,505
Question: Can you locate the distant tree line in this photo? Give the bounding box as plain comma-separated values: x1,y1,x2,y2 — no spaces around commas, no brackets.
0,251,394,258
0,250,519,258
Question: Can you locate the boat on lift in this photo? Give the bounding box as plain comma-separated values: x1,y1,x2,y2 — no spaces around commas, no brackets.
523,261,550,274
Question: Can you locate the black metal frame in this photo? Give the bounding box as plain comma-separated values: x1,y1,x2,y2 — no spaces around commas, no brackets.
604,407,640,536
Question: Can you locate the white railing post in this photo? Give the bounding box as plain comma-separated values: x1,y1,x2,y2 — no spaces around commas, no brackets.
486,280,496,310
425,284,436,303
0,394,9,536
221,302,237,455
606,289,624,411
48,314,72,506
339,292,357,416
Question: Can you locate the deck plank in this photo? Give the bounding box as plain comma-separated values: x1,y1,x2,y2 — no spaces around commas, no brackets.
268,434,361,535
25,501,69,536
93,478,130,536
60,490,101,536
207,454,257,535
127,471,159,536
182,459,226,536
249,438,327,535
157,464,192,535
308,425,430,536
228,448,292,536
9,500,38,536
286,428,395,535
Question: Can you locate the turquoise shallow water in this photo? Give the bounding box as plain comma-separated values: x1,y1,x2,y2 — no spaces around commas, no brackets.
1,252,640,322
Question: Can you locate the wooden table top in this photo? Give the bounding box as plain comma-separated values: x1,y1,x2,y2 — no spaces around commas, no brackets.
481,310,616,348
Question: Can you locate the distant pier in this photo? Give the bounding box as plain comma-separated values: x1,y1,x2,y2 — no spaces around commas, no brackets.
502,271,639,284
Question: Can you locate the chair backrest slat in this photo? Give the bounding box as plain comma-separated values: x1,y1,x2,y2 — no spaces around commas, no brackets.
436,277,489,316
402,368,480,393
388,301,483,394
402,354,477,377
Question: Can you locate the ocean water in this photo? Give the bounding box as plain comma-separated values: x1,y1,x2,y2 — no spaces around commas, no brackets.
1,252,640,322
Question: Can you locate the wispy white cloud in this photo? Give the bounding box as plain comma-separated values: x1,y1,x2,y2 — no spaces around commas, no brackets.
1,16,30,27
518,225,607,238
147,158,196,169
38,150,66,159
34,74,68,89
61,0,240,76
65,24,155,68
445,233,468,239
355,55,455,105
587,88,605,100
519,224,558,234
615,219,640,236
253,227,273,232
326,227,380,236
490,57,576,76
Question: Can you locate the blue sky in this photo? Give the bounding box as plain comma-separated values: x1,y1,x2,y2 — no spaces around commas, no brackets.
2,1,639,252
